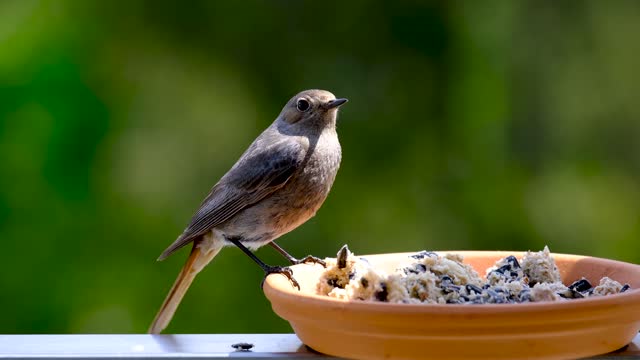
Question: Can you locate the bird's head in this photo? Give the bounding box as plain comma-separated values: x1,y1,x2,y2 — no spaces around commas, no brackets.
278,89,348,129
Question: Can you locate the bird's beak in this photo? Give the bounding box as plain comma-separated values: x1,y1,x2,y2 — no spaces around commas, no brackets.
324,98,348,109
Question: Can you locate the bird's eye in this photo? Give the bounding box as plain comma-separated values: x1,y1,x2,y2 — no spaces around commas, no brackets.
296,98,311,112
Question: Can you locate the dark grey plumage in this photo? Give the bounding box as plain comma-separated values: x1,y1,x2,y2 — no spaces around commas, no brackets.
157,140,305,260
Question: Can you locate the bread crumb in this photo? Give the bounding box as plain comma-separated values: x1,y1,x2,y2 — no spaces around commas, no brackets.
521,246,561,285
592,277,623,296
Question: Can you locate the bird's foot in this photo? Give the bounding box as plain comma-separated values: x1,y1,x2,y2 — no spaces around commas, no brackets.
262,266,300,290
291,255,326,267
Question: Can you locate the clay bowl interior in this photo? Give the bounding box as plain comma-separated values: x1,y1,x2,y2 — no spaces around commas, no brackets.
263,251,640,360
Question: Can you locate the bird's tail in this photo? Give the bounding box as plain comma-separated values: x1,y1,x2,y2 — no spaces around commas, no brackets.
148,242,222,334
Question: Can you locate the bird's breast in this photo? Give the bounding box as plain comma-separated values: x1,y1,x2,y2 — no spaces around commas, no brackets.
274,130,341,221
218,129,341,245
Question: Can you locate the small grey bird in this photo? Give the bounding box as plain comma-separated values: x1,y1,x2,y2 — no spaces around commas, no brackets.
149,89,347,334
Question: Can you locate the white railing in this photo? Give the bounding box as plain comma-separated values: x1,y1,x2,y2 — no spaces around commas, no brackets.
0,333,638,359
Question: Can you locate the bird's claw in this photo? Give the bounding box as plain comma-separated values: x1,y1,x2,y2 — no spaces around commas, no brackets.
262,266,300,290
293,255,327,268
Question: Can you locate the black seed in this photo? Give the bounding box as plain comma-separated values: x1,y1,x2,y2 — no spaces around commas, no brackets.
403,263,427,275
482,284,491,290
360,278,369,288
441,284,461,294
410,251,426,259
439,275,461,294
466,284,483,294
571,289,584,299
440,275,453,283
568,279,592,293
497,264,511,274
559,288,584,299
621,284,631,293
410,251,437,259
337,245,349,269
505,255,521,269
375,283,388,302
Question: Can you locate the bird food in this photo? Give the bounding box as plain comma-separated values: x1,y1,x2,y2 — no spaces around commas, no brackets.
316,246,631,304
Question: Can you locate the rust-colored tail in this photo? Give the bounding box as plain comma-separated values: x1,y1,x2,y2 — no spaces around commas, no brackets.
148,244,221,334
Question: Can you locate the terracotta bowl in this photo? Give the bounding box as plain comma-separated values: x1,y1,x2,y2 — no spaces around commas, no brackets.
263,251,640,360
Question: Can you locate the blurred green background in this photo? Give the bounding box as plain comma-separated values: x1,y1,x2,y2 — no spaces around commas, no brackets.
1,0,639,334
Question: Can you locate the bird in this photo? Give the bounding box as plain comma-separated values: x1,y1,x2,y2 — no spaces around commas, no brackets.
148,89,347,334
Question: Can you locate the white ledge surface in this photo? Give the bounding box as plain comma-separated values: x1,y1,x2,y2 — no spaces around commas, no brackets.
0,333,638,359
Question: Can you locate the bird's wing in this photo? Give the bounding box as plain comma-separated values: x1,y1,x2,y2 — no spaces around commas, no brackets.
157,139,305,260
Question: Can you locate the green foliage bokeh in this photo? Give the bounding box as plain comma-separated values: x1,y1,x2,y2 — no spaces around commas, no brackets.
1,0,639,334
